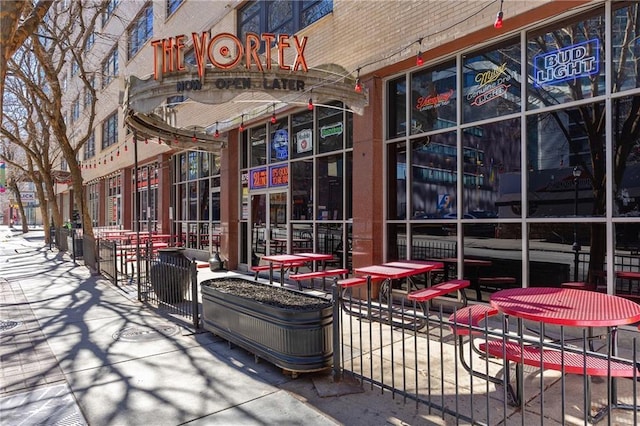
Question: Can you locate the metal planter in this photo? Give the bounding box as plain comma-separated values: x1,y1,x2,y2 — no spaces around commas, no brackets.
201,277,333,373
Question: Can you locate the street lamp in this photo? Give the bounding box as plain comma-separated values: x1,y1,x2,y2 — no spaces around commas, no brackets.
572,166,582,281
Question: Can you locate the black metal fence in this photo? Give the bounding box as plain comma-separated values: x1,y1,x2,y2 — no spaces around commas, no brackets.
331,285,639,425
141,254,200,329
98,239,118,285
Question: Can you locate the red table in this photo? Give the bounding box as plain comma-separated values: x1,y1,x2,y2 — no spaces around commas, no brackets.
490,287,640,327
262,253,330,286
355,262,443,301
382,260,444,287
490,287,640,419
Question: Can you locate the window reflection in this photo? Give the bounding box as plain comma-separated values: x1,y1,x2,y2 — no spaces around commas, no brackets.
250,125,267,167
318,101,344,154
387,76,406,139
270,118,289,163
527,10,605,109
463,117,521,217
612,3,640,92
291,160,313,220
463,39,521,123
411,132,456,218
317,154,343,220
410,61,456,134
291,110,314,159
387,142,406,220
526,102,603,218
613,96,640,217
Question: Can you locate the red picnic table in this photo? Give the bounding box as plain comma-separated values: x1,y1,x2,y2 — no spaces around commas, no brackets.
355,261,443,299
489,287,640,422
261,253,332,286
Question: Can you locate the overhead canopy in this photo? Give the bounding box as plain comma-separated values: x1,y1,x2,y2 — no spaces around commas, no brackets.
122,63,368,152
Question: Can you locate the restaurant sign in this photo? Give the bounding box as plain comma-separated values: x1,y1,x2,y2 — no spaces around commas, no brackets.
249,166,289,189
533,39,599,87
250,168,268,190
269,164,289,187
151,31,308,80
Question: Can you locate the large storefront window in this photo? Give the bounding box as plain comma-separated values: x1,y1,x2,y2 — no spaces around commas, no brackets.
241,101,353,268
173,151,221,252
462,39,521,123
133,163,159,232
526,10,605,110
86,182,99,227
410,61,456,134
385,4,639,301
106,174,121,226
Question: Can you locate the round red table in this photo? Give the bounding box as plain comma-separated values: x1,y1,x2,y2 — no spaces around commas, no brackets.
490,287,640,327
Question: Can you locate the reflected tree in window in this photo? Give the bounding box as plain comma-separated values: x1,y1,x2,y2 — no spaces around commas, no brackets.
527,5,640,284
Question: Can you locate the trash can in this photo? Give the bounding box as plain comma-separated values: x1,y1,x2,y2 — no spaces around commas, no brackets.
157,247,188,265
151,247,190,303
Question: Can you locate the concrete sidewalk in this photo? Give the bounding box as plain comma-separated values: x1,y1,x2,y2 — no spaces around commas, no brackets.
0,228,432,426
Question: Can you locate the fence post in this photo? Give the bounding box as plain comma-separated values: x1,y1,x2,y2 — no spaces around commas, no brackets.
111,243,117,286
95,237,101,274
331,278,342,382
190,259,199,329
71,229,77,263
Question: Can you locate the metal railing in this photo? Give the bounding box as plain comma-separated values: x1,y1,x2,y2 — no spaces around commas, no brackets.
140,253,200,329
98,239,118,285
331,284,639,425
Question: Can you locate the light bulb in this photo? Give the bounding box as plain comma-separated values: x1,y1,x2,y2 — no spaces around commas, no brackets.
494,11,503,29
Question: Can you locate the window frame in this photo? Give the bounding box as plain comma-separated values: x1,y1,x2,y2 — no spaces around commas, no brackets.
101,112,118,149
127,4,153,60
102,47,118,88
237,0,333,49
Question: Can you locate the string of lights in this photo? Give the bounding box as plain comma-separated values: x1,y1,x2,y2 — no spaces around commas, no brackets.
210,0,504,132
117,0,507,142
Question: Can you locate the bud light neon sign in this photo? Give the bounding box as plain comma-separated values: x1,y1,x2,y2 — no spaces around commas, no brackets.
533,39,599,87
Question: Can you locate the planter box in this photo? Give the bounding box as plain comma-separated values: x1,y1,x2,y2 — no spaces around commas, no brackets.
201,277,333,373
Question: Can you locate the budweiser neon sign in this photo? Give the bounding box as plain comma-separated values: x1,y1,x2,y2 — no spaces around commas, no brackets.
151,31,309,80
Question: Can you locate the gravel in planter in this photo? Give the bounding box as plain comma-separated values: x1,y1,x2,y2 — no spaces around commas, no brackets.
202,278,331,311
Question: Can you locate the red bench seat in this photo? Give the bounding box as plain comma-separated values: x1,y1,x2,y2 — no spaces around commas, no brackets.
448,304,498,336
289,268,349,290
407,279,470,304
479,340,638,377
337,277,367,288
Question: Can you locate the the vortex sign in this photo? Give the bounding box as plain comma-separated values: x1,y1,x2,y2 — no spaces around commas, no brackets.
151,31,308,80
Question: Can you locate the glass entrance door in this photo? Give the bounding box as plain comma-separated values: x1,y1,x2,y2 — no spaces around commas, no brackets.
250,191,287,264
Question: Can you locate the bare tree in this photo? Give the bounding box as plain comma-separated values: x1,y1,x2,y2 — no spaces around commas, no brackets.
4,1,109,239
1,56,63,243
527,4,640,283
0,1,53,112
